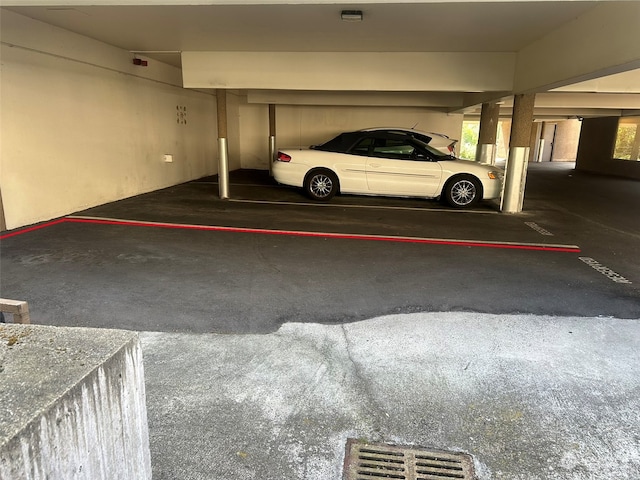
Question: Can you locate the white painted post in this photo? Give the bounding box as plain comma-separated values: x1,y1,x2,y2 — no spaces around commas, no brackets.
501,94,535,213
217,89,230,200
269,104,276,176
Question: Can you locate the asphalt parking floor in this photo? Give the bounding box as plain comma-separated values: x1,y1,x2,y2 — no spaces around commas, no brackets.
1,163,638,333
1,162,639,479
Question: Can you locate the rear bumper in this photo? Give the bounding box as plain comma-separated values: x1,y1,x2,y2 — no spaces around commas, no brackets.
272,161,308,188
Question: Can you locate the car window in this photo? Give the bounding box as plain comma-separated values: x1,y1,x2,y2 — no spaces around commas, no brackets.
314,132,361,153
371,138,417,160
351,138,374,156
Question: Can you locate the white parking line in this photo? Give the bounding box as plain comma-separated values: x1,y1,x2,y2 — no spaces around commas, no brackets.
579,257,633,284
228,198,499,214
196,181,285,189
525,222,554,236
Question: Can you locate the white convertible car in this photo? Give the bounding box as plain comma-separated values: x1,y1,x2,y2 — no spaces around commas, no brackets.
273,129,504,208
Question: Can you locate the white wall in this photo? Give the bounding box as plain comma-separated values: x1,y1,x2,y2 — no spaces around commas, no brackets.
226,91,242,172
1,10,218,230
234,99,464,170
274,105,463,152
238,100,270,170
0,10,467,228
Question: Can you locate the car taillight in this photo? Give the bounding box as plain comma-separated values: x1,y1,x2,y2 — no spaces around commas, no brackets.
277,152,291,162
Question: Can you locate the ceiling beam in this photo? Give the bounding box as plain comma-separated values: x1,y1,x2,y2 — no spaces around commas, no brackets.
182,51,515,92
513,2,640,93
0,0,611,5
552,69,640,94
246,90,466,107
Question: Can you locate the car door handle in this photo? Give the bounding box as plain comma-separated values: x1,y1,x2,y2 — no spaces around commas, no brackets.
369,163,381,168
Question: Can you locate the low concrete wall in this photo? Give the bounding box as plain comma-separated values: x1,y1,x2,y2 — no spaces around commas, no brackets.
576,116,640,180
0,324,151,480
0,298,30,324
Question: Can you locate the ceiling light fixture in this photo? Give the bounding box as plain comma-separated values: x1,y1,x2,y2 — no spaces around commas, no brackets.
341,10,363,22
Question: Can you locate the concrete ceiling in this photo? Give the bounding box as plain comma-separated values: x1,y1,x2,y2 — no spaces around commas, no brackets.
4,1,640,119
5,3,599,56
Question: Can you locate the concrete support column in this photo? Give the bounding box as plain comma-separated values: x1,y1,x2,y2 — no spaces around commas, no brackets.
0,187,6,232
501,93,535,213
268,104,276,176
216,89,230,199
475,102,500,165
630,120,640,161
529,122,544,163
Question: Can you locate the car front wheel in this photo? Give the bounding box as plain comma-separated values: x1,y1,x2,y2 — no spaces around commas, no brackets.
443,175,482,208
304,169,339,201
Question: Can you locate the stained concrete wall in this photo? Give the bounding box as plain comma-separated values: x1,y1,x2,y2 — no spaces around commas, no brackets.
540,122,557,163
552,120,581,162
275,104,463,156
236,96,465,170
576,117,640,180
0,324,151,480
1,9,465,215
0,10,218,231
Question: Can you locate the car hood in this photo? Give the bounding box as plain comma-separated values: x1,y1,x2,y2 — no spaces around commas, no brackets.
444,158,504,173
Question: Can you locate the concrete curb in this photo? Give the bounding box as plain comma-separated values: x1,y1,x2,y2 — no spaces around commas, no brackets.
0,324,151,480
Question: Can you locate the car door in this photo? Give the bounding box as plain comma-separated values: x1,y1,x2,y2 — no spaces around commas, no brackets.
364,137,442,196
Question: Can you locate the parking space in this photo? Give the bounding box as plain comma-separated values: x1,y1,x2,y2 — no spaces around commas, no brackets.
1,163,638,334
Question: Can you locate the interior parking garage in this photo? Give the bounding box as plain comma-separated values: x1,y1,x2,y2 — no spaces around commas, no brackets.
1,2,639,232
1,2,640,479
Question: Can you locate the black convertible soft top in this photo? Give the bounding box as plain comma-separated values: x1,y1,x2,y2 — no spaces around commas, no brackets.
312,130,434,154
311,132,362,153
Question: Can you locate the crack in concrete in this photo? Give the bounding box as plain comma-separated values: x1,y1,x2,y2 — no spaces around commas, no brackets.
339,324,390,438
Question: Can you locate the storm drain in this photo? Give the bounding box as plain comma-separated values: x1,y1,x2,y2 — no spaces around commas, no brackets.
343,439,475,480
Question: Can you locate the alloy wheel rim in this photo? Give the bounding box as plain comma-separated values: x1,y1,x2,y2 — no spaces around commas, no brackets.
311,175,332,197
452,180,476,205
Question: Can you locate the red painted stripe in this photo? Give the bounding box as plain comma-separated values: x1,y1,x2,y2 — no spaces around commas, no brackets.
0,219,67,240
1,216,581,253
64,217,581,253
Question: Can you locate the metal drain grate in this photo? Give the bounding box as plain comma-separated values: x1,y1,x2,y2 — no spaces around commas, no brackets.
343,439,475,480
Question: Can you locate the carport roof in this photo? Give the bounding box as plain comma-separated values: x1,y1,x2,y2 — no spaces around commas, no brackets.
2,2,600,54
3,0,640,117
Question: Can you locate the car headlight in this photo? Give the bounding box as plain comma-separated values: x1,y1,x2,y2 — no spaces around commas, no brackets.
487,170,503,180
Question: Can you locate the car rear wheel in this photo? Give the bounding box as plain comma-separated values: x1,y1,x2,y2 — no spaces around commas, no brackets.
444,175,481,208
304,169,339,201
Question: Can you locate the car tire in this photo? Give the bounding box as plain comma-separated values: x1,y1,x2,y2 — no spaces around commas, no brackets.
304,169,339,201
443,174,482,208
